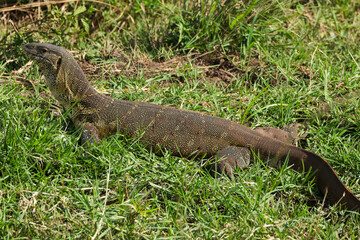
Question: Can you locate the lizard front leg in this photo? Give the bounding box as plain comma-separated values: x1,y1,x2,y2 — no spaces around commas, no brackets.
80,122,100,147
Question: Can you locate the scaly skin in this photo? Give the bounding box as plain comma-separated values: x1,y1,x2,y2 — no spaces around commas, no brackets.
22,42,360,211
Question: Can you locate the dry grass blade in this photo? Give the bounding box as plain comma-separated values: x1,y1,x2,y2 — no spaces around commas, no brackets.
0,0,119,13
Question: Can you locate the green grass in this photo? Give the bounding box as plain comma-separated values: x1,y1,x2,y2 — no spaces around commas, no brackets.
1,0,360,238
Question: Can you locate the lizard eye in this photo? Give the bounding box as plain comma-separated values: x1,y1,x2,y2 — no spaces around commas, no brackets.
39,48,48,54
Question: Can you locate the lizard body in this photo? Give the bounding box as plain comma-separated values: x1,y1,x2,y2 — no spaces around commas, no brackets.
23,43,360,211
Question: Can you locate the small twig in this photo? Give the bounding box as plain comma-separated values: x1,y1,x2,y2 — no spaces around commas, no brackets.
21,190,57,196
245,223,277,240
308,189,328,239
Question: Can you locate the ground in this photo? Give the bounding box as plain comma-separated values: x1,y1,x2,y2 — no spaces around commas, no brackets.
0,1,360,239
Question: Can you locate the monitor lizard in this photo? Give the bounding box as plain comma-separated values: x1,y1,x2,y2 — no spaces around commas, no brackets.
22,42,360,211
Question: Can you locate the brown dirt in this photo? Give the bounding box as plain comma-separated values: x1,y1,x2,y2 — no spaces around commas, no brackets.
78,50,267,88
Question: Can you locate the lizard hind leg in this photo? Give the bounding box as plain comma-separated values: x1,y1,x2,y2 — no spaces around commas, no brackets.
211,146,251,179
210,124,305,178
253,123,307,145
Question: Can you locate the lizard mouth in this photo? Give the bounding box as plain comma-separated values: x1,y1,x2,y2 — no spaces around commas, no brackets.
22,44,52,65
23,45,41,59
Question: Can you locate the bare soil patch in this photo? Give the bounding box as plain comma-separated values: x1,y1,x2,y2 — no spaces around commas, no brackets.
78,50,266,87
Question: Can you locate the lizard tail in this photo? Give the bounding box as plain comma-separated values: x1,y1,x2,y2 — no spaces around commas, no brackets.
252,138,360,211
285,145,360,211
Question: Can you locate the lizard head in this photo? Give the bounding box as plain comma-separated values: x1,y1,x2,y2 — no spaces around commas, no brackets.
22,43,63,71
22,43,90,109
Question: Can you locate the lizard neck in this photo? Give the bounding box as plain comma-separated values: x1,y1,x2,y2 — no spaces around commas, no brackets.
43,55,99,110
